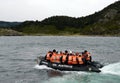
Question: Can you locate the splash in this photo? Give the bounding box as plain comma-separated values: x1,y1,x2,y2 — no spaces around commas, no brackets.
100,62,120,76
34,64,89,76
34,64,52,70
61,71,89,75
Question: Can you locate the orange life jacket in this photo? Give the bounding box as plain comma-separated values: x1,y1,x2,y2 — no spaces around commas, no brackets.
77,56,84,64
68,55,73,65
46,53,51,61
72,56,78,64
50,53,57,63
62,54,67,63
55,54,62,63
50,53,62,63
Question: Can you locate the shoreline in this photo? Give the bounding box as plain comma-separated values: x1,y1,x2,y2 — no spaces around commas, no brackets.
0,28,119,37
0,34,120,37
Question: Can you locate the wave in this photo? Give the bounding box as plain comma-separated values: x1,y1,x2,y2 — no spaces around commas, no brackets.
100,62,120,76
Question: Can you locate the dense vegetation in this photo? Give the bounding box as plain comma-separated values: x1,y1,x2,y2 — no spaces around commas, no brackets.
0,21,21,28
0,1,120,36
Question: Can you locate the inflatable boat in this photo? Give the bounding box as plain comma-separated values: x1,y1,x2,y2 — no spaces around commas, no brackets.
37,56,103,73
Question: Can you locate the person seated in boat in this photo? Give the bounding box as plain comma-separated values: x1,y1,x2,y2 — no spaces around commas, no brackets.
49,49,56,63
77,54,85,65
50,50,62,64
60,51,63,55
82,50,92,65
45,51,52,62
52,49,58,56
75,52,79,56
69,50,73,55
64,50,68,55
55,53,63,63
72,54,78,65
61,53,67,64
67,53,78,65
53,49,57,54
67,53,73,65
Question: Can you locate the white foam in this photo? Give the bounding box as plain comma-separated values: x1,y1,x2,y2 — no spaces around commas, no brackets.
100,62,120,76
34,64,91,76
60,70,89,75
34,64,52,70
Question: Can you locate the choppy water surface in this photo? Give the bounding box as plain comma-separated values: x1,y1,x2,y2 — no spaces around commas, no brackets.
0,36,120,83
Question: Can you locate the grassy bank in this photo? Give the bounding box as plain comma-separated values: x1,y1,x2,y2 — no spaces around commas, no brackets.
0,28,23,36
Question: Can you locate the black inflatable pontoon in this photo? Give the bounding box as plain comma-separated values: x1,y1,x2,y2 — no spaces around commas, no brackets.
37,56,103,73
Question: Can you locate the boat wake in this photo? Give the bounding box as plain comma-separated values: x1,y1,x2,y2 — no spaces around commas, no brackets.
34,62,120,76
34,64,88,75
100,62,120,76
34,64,52,70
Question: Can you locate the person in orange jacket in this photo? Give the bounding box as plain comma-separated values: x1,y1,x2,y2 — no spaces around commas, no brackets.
50,49,63,63
45,51,52,62
72,55,78,65
55,53,62,63
77,55,85,65
50,49,57,63
67,54,73,65
61,54,67,64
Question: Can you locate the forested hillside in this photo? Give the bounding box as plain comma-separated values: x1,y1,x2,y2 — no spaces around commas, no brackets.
0,21,21,28
1,1,120,36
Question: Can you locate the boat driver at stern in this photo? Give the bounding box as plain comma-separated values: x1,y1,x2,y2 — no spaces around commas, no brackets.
82,50,92,65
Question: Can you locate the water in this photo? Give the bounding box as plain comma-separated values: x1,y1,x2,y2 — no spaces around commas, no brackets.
0,36,120,83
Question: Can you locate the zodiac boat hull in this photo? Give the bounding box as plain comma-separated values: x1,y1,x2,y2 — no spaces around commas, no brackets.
37,56,103,73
